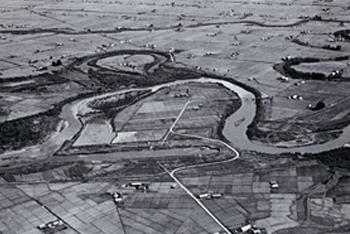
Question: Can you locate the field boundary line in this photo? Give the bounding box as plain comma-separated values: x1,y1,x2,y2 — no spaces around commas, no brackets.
158,162,233,234
158,131,241,234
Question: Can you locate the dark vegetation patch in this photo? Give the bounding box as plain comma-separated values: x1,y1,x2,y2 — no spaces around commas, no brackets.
0,161,72,182
334,29,350,41
64,162,92,179
248,120,345,146
83,50,203,89
292,38,342,51
0,113,59,153
273,56,350,81
246,56,350,144
87,90,152,121
0,91,102,154
0,72,69,93
0,49,246,154
3,48,348,160
327,175,350,203
304,147,350,171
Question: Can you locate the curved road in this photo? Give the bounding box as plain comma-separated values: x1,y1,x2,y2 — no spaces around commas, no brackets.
158,131,241,234
2,72,350,233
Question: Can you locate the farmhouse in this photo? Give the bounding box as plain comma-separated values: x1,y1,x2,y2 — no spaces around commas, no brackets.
211,193,223,199
239,224,262,234
197,193,211,199
269,181,279,189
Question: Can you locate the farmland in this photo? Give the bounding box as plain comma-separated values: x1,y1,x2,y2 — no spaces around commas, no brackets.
96,54,155,74
66,81,241,155
1,0,350,234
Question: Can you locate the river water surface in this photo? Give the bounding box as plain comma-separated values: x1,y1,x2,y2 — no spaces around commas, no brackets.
70,77,350,154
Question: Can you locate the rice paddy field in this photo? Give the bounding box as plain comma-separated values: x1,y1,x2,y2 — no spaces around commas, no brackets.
73,121,115,146
73,82,239,147
177,161,338,232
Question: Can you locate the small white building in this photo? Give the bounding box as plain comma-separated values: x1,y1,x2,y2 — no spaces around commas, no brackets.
240,224,252,233
270,181,279,189
197,193,211,199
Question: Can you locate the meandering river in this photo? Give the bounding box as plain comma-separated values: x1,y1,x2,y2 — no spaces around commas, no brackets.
66,77,350,155
2,76,349,165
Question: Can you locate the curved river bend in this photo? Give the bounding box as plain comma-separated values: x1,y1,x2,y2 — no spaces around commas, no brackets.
66,77,350,155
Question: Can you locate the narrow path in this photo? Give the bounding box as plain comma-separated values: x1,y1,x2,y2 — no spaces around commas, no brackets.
158,131,241,234
158,162,233,234
162,99,193,144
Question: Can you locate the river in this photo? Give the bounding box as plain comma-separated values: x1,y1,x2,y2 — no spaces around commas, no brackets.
66,77,350,155
1,77,349,165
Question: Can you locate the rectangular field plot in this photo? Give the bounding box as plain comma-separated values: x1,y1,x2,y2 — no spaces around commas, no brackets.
297,165,331,184
112,129,167,143
131,111,179,120
137,100,186,114
121,119,174,132
185,83,237,100
203,199,246,229
256,194,298,234
120,207,220,234
74,122,115,146
33,182,125,234
123,194,195,209
0,187,59,234
96,54,155,73
175,117,218,129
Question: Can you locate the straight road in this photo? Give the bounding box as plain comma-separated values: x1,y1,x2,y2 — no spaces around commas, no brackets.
158,162,233,234
161,99,193,144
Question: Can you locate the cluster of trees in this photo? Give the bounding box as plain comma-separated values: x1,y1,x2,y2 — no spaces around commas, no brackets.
334,30,350,40
0,113,59,153
280,56,349,80
88,90,151,119
311,101,326,111
89,92,141,110
293,37,342,51
305,148,350,171
282,57,324,79
0,161,71,182
0,89,101,154
65,162,92,179
51,59,62,66
89,68,143,90
313,15,322,20
322,44,342,51
283,63,326,80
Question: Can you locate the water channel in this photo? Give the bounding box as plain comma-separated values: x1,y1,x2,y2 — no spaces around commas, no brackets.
65,77,350,155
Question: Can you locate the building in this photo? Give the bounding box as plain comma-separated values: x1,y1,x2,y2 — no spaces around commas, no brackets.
240,224,252,233
112,192,123,202
211,193,223,199
270,181,279,189
197,193,211,199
